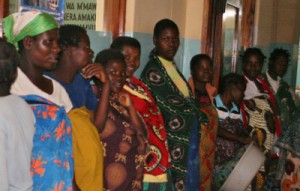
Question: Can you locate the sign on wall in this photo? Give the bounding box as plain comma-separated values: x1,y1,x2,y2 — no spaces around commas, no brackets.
63,0,97,30
9,0,20,14
20,0,65,24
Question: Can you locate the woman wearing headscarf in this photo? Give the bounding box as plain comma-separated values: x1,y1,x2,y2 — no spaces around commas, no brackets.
2,10,74,190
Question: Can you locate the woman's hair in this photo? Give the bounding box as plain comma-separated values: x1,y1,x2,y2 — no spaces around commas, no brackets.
58,25,87,51
190,54,213,72
94,49,126,68
110,36,141,51
219,73,246,94
268,48,290,68
153,19,179,38
0,39,19,83
242,47,266,65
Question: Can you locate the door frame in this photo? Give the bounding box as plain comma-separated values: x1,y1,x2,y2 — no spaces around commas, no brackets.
201,0,255,89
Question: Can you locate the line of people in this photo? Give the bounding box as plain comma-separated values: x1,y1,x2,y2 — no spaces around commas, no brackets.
0,10,299,191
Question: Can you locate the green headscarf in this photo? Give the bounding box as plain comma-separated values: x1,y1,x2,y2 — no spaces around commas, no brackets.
2,10,59,49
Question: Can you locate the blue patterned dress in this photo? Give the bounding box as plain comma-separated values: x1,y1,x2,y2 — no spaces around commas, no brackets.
23,95,74,191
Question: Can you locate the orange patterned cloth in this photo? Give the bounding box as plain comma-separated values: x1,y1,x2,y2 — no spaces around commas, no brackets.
188,78,218,190
199,105,218,191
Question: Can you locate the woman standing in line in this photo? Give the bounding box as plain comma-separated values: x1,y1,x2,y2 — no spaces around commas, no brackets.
111,36,173,191
47,24,110,190
188,54,218,191
95,49,147,191
140,19,206,190
3,11,74,190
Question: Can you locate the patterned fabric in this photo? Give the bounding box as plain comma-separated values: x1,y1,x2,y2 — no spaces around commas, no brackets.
187,105,218,191
187,77,217,104
279,153,300,190
275,109,300,189
188,78,218,191
2,10,58,49
212,95,252,190
123,76,169,179
241,75,278,153
262,73,300,190
68,107,103,191
199,105,218,191
101,100,146,191
262,72,296,131
140,52,204,190
213,146,248,190
257,76,281,137
215,117,248,167
241,75,281,137
241,75,281,190
23,95,74,191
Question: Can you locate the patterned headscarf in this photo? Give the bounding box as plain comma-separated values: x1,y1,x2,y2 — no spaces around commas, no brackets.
2,10,59,49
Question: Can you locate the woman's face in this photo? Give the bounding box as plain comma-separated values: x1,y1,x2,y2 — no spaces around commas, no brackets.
121,45,140,78
105,59,126,94
271,56,288,77
27,28,61,70
71,33,94,69
154,27,179,61
243,54,263,81
192,60,213,84
230,83,246,105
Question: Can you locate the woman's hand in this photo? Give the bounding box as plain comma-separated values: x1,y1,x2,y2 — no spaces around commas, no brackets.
82,63,108,84
238,136,253,145
118,92,133,108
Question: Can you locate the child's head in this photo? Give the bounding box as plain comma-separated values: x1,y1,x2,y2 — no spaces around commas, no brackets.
190,54,213,84
153,19,180,61
95,49,126,94
219,73,246,105
2,11,60,70
268,48,290,78
0,39,19,87
58,25,94,69
110,36,141,78
242,48,266,81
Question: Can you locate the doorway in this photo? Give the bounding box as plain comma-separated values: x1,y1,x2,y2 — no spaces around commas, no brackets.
221,3,241,76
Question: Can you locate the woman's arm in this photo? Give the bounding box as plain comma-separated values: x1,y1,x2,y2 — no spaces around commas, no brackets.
118,92,147,137
217,127,252,145
82,64,110,133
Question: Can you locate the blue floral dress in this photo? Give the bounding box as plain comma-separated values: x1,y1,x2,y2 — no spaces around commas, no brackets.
23,95,74,191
